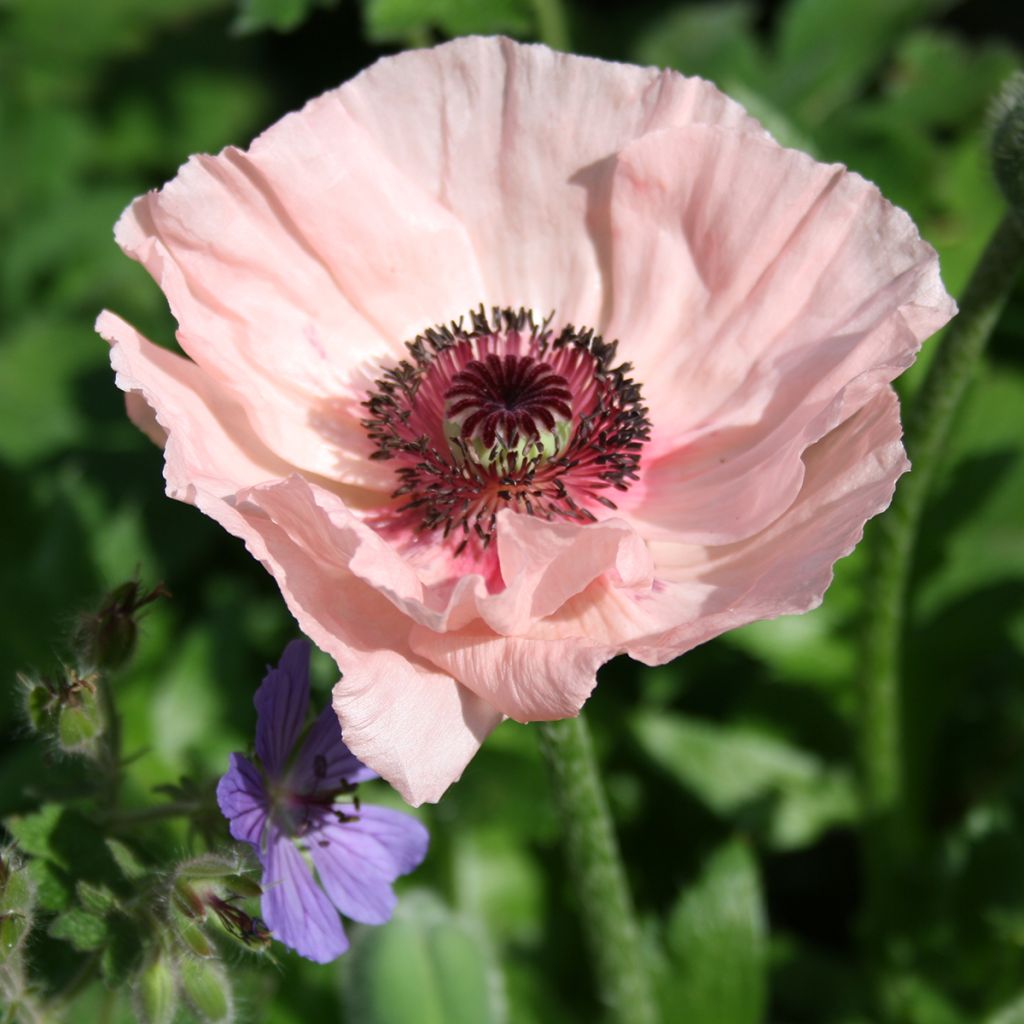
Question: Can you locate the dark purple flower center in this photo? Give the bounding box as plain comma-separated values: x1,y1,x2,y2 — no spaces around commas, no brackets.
362,307,650,559
445,353,573,451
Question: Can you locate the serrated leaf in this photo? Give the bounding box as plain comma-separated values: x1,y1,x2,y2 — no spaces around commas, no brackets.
661,840,766,1024
76,880,116,915
25,859,73,912
105,838,148,881
49,907,108,951
342,890,506,1024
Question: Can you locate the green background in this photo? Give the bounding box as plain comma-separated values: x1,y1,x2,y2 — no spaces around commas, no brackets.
2,0,1024,1021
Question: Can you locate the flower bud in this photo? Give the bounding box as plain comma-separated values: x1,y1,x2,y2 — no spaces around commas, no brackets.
134,953,178,1024
18,668,105,755
0,850,35,965
74,580,169,671
179,957,234,1023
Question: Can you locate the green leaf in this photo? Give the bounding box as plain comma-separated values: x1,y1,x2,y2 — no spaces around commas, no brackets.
76,880,117,915
660,839,766,1024
769,0,954,126
49,907,108,951
105,838,148,882
884,974,967,1024
985,992,1024,1024
631,711,857,848
342,890,506,1024
632,1,764,87
233,0,330,33
101,916,144,986
362,0,535,43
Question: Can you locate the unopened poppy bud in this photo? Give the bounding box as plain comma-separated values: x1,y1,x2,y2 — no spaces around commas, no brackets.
179,957,234,1023
75,580,169,671
992,72,1024,218
134,953,178,1024
0,850,35,964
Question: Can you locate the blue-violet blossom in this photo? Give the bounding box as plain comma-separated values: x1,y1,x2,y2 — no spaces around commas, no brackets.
216,639,429,962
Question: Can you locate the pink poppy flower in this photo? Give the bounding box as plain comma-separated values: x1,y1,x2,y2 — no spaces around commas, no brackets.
98,36,955,806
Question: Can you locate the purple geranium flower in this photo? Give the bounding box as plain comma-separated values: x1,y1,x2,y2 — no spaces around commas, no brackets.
216,639,429,962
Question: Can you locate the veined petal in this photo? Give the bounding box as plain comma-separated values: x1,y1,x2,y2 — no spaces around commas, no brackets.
291,704,377,793
254,639,312,777
261,825,348,963
308,805,429,926
215,753,268,848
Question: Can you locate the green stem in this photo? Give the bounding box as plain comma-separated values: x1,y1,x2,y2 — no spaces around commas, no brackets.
860,214,1024,930
537,716,657,1024
101,799,204,829
531,0,570,51
96,672,122,806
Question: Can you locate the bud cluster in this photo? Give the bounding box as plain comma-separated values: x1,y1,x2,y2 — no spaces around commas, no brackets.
129,855,269,1024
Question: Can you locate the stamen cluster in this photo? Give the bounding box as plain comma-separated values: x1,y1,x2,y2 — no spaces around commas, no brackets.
362,307,650,557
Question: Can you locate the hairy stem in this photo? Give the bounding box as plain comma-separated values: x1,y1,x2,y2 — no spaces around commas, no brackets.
860,213,1024,936
538,716,657,1024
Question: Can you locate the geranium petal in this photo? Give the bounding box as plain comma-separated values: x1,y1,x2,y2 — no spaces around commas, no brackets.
261,826,348,963
254,638,311,777
291,704,377,793
309,805,429,925
215,753,268,848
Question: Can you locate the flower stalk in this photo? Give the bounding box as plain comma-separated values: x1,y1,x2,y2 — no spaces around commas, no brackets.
860,211,1024,936
538,715,657,1024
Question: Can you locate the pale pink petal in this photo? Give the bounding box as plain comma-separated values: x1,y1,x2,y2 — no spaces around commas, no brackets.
98,310,295,497
482,511,654,634
340,36,767,325
602,125,954,542
101,310,500,806
409,624,610,721
113,116,485,490
532,388,909,660
222,477,503,806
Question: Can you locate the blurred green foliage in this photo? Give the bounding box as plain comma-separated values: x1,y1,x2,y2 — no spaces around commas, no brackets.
1,0,1023,1021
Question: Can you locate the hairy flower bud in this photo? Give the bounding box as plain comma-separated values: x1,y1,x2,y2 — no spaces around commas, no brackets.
134,953,178,1024
992,72,1024,218
18,669,105,756
74,580,169,671
178,957,234,1023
